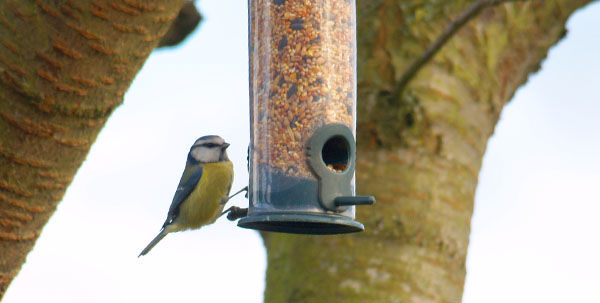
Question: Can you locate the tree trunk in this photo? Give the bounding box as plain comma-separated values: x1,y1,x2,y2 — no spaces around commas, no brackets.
262,1,592,302
0,0,184,297
0,0,594,301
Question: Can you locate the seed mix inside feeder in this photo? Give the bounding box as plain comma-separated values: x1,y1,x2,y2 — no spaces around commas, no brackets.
238,0,374,235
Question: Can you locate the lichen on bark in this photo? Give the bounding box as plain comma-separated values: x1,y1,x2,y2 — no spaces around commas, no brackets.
262,1,594,302
0,0,595,301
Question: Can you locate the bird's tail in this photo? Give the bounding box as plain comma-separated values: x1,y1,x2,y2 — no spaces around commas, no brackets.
139,228,168,257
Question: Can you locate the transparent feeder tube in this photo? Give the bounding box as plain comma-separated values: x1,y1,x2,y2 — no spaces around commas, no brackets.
249,0,357,214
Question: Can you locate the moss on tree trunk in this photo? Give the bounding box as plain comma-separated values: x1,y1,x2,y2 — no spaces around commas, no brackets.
262,1,593,302
0,0,595,301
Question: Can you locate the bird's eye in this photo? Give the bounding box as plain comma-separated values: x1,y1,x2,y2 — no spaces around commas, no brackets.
203,143,219,148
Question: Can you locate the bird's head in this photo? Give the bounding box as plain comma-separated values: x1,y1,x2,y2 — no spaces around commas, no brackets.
188,135,230,163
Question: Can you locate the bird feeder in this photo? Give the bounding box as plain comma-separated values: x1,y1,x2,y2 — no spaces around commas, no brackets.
238,0,374,234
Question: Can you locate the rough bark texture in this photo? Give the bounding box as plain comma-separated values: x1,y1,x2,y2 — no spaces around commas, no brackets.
0,0,185,298
262,1,593,302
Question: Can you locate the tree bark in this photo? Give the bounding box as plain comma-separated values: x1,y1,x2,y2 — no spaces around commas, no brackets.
0,0,184,297
262,1,593,302
0,0,595,301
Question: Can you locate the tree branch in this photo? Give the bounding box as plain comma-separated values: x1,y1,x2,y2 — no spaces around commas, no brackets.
158,0,202,48
395,0,526,94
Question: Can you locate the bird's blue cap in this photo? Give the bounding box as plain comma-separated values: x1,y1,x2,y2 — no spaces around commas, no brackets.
197,135,220,141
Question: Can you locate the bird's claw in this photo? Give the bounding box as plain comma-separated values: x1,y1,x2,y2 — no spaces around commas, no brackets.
220,206,248,221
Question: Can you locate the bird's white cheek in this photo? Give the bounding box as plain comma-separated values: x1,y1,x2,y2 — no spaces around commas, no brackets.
190,148,203,161
190,147,221,163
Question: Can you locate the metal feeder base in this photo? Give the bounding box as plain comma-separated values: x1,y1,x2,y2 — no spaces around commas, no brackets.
238,212,364,235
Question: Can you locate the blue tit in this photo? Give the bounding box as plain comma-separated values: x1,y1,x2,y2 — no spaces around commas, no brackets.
139,135,234,257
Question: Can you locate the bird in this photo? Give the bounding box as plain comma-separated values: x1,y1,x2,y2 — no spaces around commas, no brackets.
139,135,234,257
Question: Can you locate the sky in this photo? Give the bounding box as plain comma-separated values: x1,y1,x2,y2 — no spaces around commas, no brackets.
3,2,600,302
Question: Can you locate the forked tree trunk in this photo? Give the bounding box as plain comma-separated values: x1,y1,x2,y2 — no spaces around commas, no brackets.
0,0,593,301
0,0,185,297
262,1,592,302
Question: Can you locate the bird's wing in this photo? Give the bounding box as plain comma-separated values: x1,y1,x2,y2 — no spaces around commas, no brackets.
162,165,203,227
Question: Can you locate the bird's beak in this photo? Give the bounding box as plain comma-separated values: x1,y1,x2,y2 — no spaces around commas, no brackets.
223,142,230,149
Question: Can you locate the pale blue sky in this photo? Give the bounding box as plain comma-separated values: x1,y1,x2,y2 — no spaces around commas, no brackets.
4,2,600,302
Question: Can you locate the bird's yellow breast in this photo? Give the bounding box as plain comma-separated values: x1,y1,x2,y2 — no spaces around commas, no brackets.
173,161,233,231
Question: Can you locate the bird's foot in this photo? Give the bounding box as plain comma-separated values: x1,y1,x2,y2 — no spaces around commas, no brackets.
220,206,248,221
